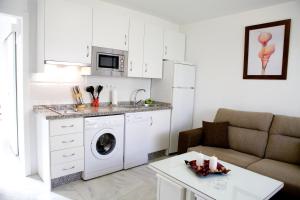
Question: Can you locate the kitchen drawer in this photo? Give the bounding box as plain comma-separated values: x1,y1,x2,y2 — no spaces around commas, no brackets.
51,160,84,179
50,118,83,136
51,147,84,165
50,133,83,151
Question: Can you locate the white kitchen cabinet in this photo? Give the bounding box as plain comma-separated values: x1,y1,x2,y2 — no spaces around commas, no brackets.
36,116,84,190
44,0,92,64
50,133,83,151
148,109,171,153
128,18,145,77
163,30,186,62
93,6,129,51
143,24,164,79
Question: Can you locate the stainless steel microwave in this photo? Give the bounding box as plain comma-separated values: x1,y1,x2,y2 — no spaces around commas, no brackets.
91,46,128,76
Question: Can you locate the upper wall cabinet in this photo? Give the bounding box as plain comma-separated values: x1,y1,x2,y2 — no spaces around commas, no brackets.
44,0,92,64
128,18,145,78
128,20,164,79
143,24,164,79
163,30,186,62
93,7,129,51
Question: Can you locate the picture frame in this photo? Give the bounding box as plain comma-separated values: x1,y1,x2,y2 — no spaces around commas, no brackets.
243,19,291,80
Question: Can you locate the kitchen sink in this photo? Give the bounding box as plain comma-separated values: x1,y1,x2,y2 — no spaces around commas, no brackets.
118,104,159,109
56,109,79,114
45,106,79,115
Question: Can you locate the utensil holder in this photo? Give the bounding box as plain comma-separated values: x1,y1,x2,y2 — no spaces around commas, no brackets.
73,93,83,104
76,104,86,111
92,98,99,107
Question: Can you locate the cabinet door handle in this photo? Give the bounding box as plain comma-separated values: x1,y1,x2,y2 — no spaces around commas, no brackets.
165,46,167,55
62,166,75,171
150,116,153,126
124,34,127,46
61,139,75,144
86,45,90,57
144,63,148,73
130,61,133,71
62,153,75,158
61,124,74,128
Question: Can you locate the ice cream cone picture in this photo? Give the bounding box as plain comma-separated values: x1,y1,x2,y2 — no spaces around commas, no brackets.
258,32,275,75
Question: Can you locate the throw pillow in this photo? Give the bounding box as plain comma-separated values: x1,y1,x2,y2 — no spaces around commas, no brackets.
202,121,229,148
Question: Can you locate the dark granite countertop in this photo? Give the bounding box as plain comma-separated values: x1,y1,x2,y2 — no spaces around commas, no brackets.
33,102,172,120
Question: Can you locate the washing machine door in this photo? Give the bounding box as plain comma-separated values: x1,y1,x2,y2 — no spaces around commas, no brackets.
91,128,117,160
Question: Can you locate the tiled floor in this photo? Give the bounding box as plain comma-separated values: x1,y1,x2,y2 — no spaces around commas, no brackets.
53,165,157,200
0,139,286,200
0,135,158,200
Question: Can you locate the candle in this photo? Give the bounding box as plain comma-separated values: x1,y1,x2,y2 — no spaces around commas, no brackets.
196,153,204,166
209,156,218,171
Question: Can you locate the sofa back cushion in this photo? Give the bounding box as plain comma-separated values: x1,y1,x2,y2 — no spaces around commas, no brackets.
266,115,300,165
214,108,273,157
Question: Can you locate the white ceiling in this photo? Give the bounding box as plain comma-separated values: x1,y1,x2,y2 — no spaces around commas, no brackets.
102,0,294,24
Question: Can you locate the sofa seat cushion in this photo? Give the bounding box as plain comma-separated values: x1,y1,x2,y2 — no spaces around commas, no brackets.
188,145,261,168
247,159,300,197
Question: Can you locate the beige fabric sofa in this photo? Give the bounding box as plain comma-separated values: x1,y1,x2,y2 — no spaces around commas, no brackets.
178,108,300,198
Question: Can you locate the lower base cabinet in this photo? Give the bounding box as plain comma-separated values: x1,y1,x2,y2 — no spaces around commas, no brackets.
51,160,84,179
124,109,171,169
36,109,171,189
36,115,84,189
147,109,171,153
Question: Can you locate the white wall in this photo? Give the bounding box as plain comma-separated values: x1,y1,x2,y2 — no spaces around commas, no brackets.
182,1,300,127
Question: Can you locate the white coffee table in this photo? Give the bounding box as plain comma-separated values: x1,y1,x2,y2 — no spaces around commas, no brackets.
149,151,283,200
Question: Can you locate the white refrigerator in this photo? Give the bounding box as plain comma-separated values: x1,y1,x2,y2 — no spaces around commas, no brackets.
151,60,196,154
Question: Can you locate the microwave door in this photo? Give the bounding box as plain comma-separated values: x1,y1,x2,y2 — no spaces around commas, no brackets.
98,54,119,70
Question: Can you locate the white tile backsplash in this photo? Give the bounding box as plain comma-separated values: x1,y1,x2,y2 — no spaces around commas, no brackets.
31,74,151,105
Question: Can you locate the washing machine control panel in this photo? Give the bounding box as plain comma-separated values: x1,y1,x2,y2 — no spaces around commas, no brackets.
85,115,124,129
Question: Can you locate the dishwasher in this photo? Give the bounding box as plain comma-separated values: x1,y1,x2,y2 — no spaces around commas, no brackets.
124,112,150,169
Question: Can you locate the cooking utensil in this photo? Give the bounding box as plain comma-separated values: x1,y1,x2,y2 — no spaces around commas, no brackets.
96,85,103,98
86,86,95,100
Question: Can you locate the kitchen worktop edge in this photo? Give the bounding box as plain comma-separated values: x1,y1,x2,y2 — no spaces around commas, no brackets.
33,102,172,120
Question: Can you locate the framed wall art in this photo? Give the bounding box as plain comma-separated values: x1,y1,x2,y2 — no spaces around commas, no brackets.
243,19,291,80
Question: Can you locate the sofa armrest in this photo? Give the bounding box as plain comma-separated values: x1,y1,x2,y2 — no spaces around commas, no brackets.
177,128,203,154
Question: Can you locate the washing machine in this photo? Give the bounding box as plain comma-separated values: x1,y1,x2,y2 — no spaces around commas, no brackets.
82,114,124,180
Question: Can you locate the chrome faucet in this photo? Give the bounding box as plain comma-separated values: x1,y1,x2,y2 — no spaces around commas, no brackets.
133,89,146,106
